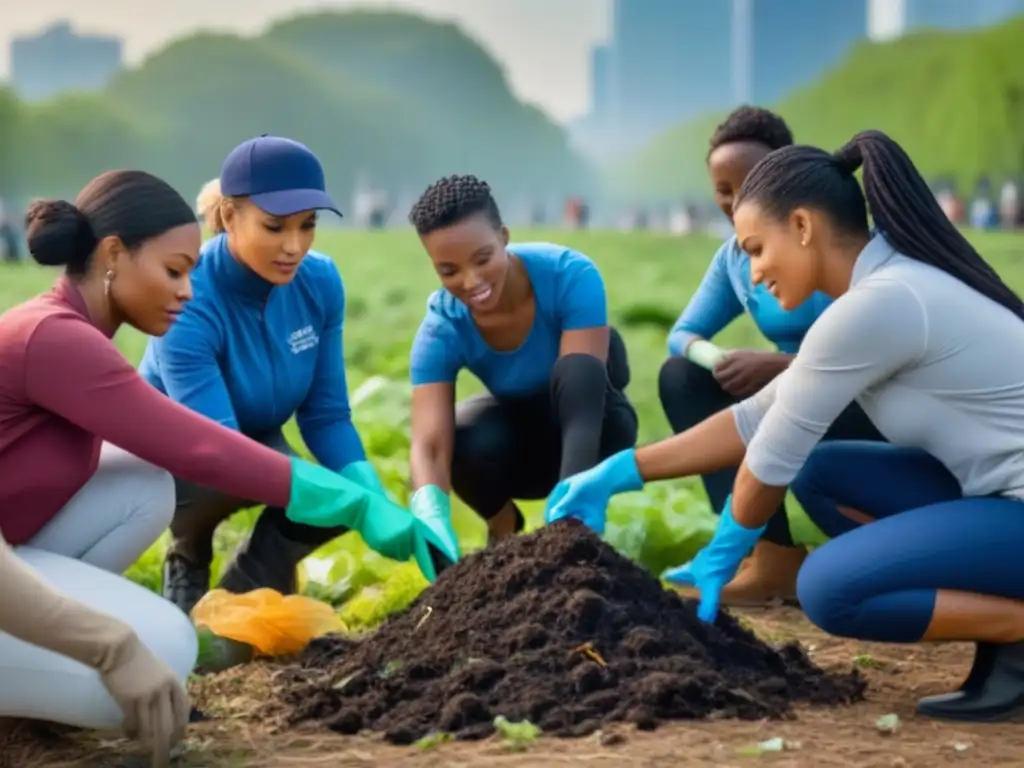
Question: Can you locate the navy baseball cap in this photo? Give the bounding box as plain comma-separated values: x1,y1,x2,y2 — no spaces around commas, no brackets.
219,135,342,218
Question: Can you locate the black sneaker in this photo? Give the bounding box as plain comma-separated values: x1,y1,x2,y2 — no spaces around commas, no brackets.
162,553,210,617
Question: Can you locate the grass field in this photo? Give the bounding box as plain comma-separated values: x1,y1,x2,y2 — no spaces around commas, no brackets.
5,228,1024,767
3,227,1023,625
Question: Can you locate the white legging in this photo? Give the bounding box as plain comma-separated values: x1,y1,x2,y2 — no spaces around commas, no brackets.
0,444,198,729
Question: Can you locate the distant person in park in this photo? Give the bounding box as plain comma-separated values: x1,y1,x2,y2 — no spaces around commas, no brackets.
563,196,589,230
999,179,1021,229
407,174,638,546
548,128,1024,722
658,106,883,609
969,176,998,230
0,169,429,763
0,197,19,262
140,136,458,617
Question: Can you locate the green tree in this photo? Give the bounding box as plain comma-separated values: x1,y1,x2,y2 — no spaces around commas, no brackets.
0,88,21,198
262,10,591,197
11,11,591,206
15,93,149,200
106,32,436,199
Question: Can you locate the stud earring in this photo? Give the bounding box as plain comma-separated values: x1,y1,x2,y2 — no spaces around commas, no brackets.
103,270,114,297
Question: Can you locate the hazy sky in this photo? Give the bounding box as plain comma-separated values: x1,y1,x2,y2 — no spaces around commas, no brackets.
1,0,611,122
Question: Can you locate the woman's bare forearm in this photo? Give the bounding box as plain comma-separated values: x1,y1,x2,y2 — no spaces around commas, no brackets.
635,408,747,482
410,442,452,492
731,462,788,528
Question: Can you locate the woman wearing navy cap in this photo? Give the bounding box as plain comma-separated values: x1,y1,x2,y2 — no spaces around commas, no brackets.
140,136,458,616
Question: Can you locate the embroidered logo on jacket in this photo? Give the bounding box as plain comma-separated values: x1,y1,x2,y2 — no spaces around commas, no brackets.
289,325,319,354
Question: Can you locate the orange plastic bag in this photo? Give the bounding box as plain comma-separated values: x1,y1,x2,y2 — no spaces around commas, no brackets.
192,588,345,656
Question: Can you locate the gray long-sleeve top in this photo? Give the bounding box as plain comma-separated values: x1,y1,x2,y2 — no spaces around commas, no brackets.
732,233,1024,500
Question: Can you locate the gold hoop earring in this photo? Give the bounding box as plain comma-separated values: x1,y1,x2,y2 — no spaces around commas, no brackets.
104,270,114,297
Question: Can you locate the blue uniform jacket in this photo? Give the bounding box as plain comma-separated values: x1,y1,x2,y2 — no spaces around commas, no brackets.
139,233,365,472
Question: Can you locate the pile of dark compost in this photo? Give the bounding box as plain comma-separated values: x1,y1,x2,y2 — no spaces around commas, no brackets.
276,521,865,744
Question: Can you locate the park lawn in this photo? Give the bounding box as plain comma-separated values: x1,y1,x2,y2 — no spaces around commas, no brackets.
2,228,1021,625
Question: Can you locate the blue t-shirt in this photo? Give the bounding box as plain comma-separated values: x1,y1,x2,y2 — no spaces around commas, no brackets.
668,235,833,355
138,233,365,472
409,242,607,397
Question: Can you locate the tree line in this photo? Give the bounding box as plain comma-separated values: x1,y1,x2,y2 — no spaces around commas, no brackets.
0,11,592,209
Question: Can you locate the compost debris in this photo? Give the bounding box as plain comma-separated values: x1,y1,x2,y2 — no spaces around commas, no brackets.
275,521,865,743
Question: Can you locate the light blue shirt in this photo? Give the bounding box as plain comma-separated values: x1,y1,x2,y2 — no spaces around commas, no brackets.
668,235,833,355
409,242,607,397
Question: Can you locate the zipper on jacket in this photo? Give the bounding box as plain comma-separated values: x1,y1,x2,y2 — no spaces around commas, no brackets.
260,292,278,427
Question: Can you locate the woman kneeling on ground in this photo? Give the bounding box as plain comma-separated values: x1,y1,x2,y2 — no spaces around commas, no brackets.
548,129,1024,721
660,105,884,608
407,175,638,545
141,136,459,617
0,170,426,763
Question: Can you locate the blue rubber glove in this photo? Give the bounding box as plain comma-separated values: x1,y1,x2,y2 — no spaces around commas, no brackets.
544,449,644,535
662,495,766,623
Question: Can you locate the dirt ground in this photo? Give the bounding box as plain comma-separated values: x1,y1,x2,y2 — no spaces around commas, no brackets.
4,606,1023,768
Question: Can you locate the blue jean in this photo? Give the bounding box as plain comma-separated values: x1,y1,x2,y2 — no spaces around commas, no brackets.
790,441,1024,643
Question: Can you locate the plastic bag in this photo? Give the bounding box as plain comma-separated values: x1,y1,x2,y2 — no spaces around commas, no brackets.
191,588,345,656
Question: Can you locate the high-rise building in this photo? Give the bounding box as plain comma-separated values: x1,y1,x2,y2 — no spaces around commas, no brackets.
737,0,869,106
607,0,733,147
908,0,1024,28
601,0,870,150
873,0,1024,39
10,21,123,102
590,44,611,120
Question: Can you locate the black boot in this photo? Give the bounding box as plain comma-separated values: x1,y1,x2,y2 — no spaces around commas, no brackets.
216,508,319,595
916,641,1024,722
959,642,998,694
162,553,211,618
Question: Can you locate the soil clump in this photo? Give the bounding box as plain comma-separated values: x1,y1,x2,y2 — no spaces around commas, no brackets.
276,521,865,743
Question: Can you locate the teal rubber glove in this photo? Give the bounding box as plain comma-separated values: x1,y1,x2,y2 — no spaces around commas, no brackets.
661,495,766,623
409,485,461,582
285,458,416,562
544,449,644,535
339,459,388,497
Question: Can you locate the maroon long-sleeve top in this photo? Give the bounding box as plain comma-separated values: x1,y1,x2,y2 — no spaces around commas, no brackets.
0,276,294,545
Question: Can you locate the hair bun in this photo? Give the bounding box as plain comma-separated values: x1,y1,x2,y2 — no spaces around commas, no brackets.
24,199,97,268
833,141,864,176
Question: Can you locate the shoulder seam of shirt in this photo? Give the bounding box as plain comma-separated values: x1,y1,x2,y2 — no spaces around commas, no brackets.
22,312,97,395
311,258,344,310
848,274,931,362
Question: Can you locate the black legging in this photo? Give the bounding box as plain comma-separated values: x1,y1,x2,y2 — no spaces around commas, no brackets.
451,328,638,529
658,355,886,546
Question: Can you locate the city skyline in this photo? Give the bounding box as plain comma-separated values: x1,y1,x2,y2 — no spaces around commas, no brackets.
1,0,611,122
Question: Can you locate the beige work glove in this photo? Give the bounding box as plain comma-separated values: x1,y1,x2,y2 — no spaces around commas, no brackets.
0,531,190,766
99,632,191,767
